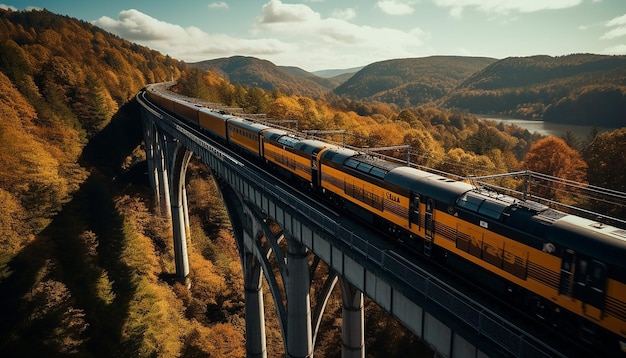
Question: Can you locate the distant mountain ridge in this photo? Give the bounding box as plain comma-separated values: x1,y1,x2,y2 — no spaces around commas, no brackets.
334,56,497,107
442,54,626,127
190,56,333,97
193,54,626,127
192,55,497,107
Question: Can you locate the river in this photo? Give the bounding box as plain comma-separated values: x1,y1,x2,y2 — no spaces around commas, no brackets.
476,116,617,138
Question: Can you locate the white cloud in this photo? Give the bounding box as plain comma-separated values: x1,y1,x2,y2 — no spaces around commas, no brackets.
601,13,626,40
602,44,626,55
208,2,229,10
93,9,187,41
254,0,427,49
601,27,626,40
606,14,626,27
0,4,17,10
433,0,582,17
92,2,430,71
93,9,293,62
256,0,320,24
375,0,417,16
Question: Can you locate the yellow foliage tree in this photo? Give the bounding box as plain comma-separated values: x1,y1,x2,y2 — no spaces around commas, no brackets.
436,147,496,177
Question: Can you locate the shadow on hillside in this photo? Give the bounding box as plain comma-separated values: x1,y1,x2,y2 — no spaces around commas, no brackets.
0,100,148,357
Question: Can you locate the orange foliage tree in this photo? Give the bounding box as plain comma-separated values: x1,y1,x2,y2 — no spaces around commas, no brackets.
523,137,588,201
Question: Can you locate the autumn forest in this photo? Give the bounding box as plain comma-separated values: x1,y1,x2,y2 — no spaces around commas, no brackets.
0,8,625,358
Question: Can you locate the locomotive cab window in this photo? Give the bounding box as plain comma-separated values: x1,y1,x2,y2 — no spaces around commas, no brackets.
573,257,607,309
410,194,421,228
425,198,434,237
559,250,576,296
589,261,608,294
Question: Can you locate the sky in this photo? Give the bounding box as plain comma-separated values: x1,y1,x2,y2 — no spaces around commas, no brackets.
1,0,626,72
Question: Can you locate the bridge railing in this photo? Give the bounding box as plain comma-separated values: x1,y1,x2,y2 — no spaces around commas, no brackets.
212,136,563,358
139,93,565,358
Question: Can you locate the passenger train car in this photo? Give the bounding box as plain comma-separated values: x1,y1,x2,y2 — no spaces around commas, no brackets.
144,84,626,356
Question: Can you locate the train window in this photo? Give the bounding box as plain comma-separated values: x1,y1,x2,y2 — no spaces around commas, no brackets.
572,257,607,309
456,192,483,212
559,250,576,295
589,261,607,292
587,260,608,309
425,198,434,238
277,135,296,147
575,258,588,287
345,159,359,168
411,195,421,228
370,167,386,179
356,162,373,173
478,199,508,220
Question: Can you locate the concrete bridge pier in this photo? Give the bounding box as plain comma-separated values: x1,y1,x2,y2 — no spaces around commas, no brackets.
141,114,171,217
140,113,158,206
287,239,313,358
340,278,365,358
244,252,267,358
166,136,193,282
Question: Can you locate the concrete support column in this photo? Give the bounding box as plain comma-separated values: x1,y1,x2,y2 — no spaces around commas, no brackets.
287,239,313,358
340,278,365,358
168,139,192,282
140,114,158,205
244,252,267,358
156,132,172,218
171,200,189,281
182,184,190,236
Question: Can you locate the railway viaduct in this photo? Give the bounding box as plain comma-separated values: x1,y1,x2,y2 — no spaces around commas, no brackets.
137,90,569,358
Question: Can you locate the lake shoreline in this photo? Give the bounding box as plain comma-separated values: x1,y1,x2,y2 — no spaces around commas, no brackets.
474,114,619,138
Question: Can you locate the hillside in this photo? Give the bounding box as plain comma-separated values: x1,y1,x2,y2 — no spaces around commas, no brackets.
0,9,430,358
333,56,497,107
190,54,626,128
2,7,626,358
0,7,184,236
190,56,334,97
0,9,251,357
442,54,626,127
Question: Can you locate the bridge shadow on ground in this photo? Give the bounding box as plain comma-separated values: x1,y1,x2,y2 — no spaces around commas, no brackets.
0,100,150,357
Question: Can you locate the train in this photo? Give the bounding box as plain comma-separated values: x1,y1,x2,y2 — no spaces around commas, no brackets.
144,84,626,356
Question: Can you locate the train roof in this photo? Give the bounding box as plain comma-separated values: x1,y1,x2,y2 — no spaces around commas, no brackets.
198,107,235,120
321,147,403,180
320,147,359,164
385,166,473,204
545,215,626,267
228,117,271,133
262,128,291,143
456,189,519,220
263,131,334,155
294,139,336,155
